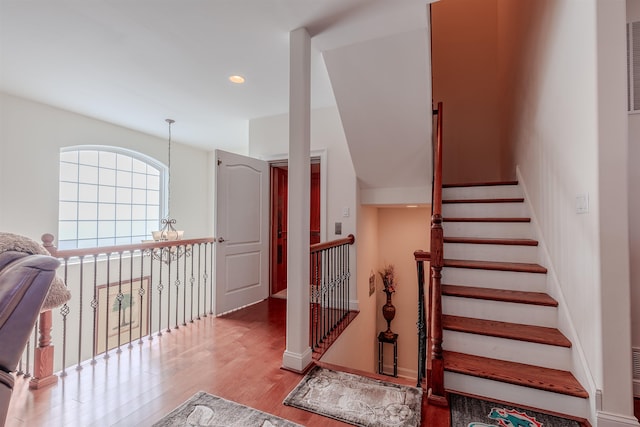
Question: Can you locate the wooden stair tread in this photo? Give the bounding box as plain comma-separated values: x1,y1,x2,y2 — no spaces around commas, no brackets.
443,315,571,347
443,181,519,188
444,217,531,223
442,284,557,306
443,198,524,204
444,259,547,274
443,350,588,398
444,237,538,246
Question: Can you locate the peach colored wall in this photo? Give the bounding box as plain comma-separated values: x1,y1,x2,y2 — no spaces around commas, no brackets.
376,207,431,378
431,0,511,184
323,205,431,380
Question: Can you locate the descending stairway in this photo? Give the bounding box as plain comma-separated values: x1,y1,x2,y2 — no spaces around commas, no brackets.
438,181,590,418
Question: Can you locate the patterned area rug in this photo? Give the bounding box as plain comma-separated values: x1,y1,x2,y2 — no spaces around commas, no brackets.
450,393,582,427
283,366,422,427
153,391,303,427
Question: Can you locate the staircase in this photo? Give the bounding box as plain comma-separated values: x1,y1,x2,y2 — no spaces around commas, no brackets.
438,181,590,418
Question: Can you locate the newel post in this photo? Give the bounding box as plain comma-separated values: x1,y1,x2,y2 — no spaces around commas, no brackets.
30,234,59,389
428,214,447,406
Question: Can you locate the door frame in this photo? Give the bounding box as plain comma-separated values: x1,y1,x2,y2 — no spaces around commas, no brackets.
261,149,328,296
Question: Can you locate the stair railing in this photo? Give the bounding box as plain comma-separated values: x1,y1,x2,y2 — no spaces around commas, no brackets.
309,234,355,356
415,101,447,406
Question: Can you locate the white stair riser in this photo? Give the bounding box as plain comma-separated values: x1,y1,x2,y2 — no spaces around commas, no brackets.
443,185,523,200
443,296,557,327
442,267,547,292
444,242,538,264
443,202,527,218
443,330,572,371
445,372,589,419
443,222,533,239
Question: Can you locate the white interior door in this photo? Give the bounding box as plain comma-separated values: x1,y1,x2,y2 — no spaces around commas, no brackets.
215,149,269,315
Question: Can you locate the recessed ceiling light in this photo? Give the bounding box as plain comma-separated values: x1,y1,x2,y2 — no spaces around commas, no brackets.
406,205,418,208
229,75,245,84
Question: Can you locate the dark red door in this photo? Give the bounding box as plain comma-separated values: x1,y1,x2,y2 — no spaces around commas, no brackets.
270,163,321,295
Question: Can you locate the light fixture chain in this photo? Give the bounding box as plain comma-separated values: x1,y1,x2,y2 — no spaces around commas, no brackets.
165,118,175,220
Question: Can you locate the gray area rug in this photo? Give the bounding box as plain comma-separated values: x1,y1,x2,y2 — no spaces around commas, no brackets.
450,393,582,427
283,366,422,427
153,391,303,427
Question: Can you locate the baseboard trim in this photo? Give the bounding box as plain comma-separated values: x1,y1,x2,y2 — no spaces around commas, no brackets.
282,348,313,373
596,411,640,427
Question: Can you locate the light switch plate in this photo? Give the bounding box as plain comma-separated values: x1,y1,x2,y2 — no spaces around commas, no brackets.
335,222,342,235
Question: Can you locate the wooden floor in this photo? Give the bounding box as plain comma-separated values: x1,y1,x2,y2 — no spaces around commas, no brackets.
6,298,449,427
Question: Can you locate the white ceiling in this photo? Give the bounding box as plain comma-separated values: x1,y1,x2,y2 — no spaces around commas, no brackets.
0,0,432,153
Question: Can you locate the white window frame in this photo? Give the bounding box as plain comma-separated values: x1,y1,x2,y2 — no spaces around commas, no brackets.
58,145,167,249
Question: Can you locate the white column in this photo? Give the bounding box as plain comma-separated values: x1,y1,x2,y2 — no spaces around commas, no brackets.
282,27,312,372
596,0,640,425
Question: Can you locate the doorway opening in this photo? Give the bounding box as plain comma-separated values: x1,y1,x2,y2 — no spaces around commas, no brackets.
270,161,321,297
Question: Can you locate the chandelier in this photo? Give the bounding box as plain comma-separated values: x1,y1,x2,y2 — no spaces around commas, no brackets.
147,118,190,263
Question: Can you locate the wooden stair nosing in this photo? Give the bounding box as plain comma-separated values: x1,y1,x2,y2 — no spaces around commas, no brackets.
442,284,557,307
443,181,519,188
443,198,524,204
444,217,531,223
443,350,588,398
444,237,538,246
444,259,547,274
443,315,571,347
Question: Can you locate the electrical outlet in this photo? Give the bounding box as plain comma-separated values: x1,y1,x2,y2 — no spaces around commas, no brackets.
576,193,589,214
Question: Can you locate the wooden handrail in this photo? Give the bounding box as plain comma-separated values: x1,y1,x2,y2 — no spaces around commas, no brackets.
413,250,431,262
310,234,354,254
41,233,216,258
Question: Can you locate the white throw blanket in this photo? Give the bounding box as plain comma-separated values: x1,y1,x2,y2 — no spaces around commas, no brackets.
0,232,71,311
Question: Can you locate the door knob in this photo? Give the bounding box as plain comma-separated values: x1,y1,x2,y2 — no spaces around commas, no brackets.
217,237,225,243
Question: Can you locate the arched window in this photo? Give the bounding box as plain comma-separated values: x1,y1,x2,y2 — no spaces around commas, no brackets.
58,146,167,249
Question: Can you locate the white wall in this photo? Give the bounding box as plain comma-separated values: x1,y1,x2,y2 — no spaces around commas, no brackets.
0,92,211,243
249,106,356,243
499,0,635,421
627,0,640,386
321,201,379,372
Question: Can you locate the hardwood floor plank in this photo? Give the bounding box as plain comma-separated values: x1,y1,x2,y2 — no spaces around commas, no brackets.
443,351,588,398
442,284,557,306
444,237,539,246
443,315,572,347
444,259,547,274
6,298,448,427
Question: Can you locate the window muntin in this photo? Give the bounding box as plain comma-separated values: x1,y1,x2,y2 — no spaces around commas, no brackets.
58,146,166,249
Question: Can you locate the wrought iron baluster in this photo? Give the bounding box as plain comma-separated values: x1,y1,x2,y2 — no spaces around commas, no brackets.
182,245,187,326
75,256,85,369
116,252,124,353
189,247,195,323
209,243,214,315
138,250,146,345
166,256,172,333
157,256,163,337
61,258,71,372
128,251,134,349
90,255,98,364
203,244,209,317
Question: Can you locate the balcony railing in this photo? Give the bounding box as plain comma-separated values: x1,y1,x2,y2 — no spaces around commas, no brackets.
18,234,215,388
17,233,356,387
